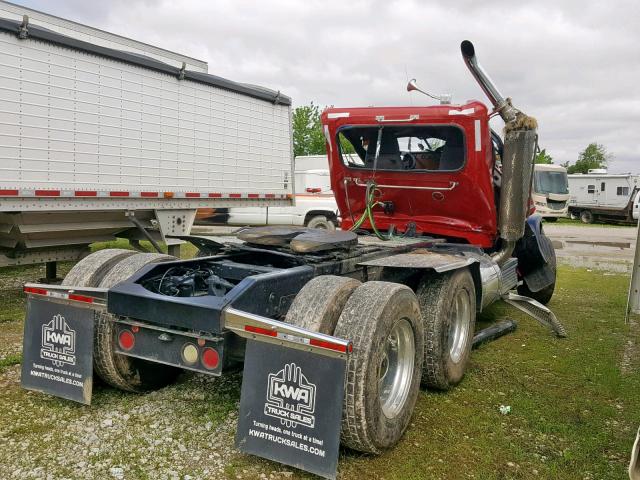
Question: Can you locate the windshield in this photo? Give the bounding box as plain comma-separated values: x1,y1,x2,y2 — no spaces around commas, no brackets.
534,170,568,195
337,125,465,172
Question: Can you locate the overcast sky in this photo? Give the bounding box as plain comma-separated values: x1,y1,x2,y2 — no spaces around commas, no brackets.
11,0,640,172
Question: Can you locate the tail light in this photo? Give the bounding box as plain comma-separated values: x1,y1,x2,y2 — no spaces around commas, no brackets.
118,330,135,351
201,347,219,370
306,187,321,193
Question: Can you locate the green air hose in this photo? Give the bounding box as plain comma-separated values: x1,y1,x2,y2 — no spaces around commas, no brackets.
349,181,393,240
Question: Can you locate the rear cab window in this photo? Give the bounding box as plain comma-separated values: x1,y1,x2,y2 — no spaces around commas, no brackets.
337,125,465,172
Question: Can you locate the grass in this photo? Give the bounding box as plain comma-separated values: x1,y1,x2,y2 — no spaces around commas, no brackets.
0,260,638,479
338,266,640,479
88,238,199,258
0,353,22,371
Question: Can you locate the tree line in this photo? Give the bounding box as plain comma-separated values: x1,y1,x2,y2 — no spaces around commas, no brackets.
535,143,612,174
293,102,612,175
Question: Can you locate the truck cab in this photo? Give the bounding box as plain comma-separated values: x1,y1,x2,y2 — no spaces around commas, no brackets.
322,102,498,247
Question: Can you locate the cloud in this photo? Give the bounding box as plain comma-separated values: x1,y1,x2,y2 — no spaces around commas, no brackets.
9,0,640,171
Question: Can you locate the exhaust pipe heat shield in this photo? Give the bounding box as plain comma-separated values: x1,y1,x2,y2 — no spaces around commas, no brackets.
499,129,537,241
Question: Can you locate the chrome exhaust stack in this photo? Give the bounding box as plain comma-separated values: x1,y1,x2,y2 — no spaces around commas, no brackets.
460,40,538,265
460,40,518,124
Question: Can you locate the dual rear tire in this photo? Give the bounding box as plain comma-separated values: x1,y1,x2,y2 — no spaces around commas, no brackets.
285,270,476,453
63,249,180,392
417,269,476,390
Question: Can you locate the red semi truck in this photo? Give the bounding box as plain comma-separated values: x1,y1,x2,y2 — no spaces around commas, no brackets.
20,38,563,479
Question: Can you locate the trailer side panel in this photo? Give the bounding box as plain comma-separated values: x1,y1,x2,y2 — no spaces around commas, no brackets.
0,24,293,202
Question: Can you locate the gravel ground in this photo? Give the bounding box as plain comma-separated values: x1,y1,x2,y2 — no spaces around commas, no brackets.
0,260,299,480
0,366,300,480
544,222,636,272
1,243,638,479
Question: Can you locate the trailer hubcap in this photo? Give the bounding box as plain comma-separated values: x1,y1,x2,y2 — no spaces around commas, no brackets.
448,289,471,364
378,318,415,419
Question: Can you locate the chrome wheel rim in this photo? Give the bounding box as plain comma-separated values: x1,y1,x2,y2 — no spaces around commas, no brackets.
448,288,471,364
379,318,415,419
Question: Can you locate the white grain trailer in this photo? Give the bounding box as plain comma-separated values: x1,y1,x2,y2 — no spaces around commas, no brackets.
0,7,293,273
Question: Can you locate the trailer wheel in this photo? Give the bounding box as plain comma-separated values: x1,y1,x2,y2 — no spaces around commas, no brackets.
334,281,423,453
285,275,361,333
417,268,476,391
517,234,557,305
62,249,137,288
305,215,336,231
580,210,594,224
94,253,180,393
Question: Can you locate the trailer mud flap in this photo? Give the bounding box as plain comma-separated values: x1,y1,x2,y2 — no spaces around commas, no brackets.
236,340,346,480
21,298,94,405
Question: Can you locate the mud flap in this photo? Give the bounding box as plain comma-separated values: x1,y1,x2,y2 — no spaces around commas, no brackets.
515,215,555,292
523,262,555,293
236,340,346,480
21,298,94,405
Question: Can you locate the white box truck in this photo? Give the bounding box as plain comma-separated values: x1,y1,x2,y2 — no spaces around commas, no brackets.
0,2,293,272
567,171,639,224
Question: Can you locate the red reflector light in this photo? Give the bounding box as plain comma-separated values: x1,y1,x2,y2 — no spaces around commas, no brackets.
309,338,349,353
244,325,277,337
306,187,322,193
35,189,60,197
24,286,48,296
201,347,219,369
118,330,135,351
68,293,94,304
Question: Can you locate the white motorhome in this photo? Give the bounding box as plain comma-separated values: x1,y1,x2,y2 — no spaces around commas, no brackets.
567,171,639,223
0,1,294,272
196,155,339,229
532,164,569,221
